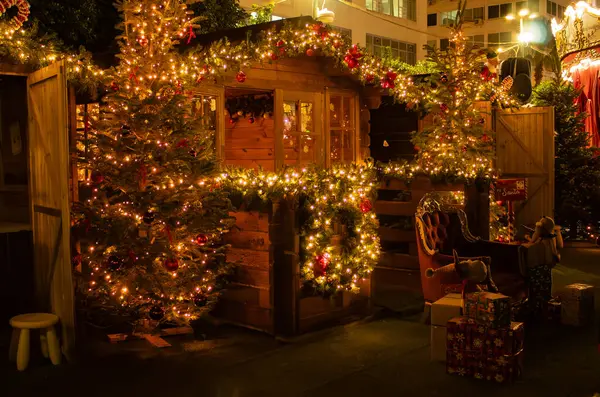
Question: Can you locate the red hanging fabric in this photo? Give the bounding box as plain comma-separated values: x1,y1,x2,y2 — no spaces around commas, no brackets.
573,65,600,147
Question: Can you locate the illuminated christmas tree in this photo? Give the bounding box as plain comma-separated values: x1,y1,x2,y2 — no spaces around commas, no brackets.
73,0,234,327
411,0,516,181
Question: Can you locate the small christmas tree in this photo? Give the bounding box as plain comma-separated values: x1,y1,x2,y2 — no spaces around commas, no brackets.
411,0,514,181
73,0,234,327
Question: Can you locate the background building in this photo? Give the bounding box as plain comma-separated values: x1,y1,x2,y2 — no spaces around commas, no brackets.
239,0,429,64
427,0,572,56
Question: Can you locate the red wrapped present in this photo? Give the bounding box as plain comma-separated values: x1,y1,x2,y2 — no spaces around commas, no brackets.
483,350,524,383
449,316,524,356
464,292,511,328
447,348,524,383
446,317,471,351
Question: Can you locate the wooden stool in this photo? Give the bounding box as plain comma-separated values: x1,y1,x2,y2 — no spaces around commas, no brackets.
9,313,61,371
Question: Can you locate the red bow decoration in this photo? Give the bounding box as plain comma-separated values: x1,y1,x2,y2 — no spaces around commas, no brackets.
186,25,196,44
344,45,362,69
380,71,398,89
128,67,139,83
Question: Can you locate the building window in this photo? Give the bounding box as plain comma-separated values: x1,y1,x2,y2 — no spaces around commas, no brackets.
328,93,356,164
427,13,437,26
366,0,417,21
427,39,437,52
488,32,513,49
440,10,458,26
366,34,416,65
488,3,512,19
466,35,485,49
547,1,565,19
331,26,352,40
517,0,540,13
440,38,450,51
463,7,485,22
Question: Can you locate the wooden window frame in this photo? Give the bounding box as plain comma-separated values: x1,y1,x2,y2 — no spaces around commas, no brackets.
324,88,360,168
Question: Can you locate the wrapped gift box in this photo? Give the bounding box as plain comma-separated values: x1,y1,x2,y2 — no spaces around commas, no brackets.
447,316,524,356
447,349,523,384
431,293,463,326
464,292,511,328
431,326,447,362
430,294,462,362
545,298,561,324
558,283,595,326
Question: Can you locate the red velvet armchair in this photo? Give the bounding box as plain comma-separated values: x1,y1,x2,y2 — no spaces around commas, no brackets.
415,193,527,304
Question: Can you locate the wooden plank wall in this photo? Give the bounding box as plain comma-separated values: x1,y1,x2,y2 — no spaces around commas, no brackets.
495,106,555,227
216,210,274,333
372,177,464,311
224,116,276,171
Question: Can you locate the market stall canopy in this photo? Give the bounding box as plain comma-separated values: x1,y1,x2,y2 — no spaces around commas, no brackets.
552,1,600,63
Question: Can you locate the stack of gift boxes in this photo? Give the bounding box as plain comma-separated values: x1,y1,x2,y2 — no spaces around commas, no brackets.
431,291,524,384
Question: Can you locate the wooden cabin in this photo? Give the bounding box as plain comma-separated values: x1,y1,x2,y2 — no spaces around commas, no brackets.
0,17,556,360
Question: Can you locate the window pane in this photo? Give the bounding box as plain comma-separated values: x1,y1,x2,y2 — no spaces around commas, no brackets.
427,13,437,26
284,134,317,166
329,96,342,129
500,32,512,44
366,0,373,11
330,130,353,164
300,102,313,134
500,3,512,17
283,101,297,135
474,7,484,19
529,0,539,12
440,38,449,51
342,97,352,128
488,5,499,19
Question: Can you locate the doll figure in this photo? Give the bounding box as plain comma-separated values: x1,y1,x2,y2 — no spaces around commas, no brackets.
523,216,563,317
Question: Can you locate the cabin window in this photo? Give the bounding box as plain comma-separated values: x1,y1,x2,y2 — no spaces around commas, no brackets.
283,100,319,167
190,94,218,152
328,93,356,164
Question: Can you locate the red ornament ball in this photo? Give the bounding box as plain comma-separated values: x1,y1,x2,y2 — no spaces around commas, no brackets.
462,146,468,152
137,36,149,47
91,171,104,184
313,253,330,277
276,40,285,48
110,81,119,91
194,294,208,307
107,255,123,271
248,116,255,124
481,134,490,142
365,74,374,83
195,234,209,246
236,71,247,83
270,52,278,61
306,48,315,57
149,306,164,321
164,257,179,272
360,198,373,213
440,103,448,112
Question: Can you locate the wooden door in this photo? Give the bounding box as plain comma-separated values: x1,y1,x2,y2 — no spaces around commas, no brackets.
27,61,74,359
274,90,323,169
495,106,555,227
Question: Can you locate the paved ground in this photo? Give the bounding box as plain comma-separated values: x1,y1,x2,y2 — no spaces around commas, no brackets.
2,244,600,397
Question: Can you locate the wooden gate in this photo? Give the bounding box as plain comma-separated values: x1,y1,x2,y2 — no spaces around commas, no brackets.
495,106,555,228
27,61,74,358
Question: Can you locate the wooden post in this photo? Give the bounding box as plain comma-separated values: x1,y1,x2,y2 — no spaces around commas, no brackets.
271,198,300,336
464,180,490,240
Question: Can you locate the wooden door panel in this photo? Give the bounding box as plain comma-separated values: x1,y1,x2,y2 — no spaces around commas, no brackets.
27,61,73,359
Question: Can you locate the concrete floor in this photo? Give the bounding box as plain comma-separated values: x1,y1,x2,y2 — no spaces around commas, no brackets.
2,244,600,397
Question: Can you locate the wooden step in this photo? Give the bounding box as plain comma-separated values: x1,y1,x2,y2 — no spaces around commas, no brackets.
378,252,419,270
375,201,417,216
378,227,415,242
